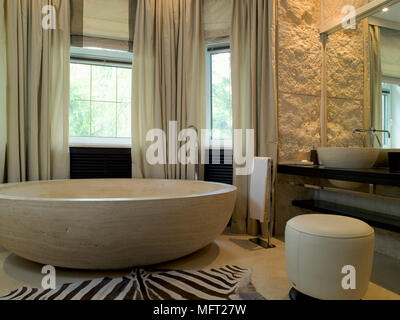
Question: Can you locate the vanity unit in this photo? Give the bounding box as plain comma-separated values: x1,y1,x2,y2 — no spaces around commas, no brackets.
278,163,400,233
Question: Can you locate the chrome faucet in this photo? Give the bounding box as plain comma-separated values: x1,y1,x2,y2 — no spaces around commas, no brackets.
352,128,391,148
186,125,200,181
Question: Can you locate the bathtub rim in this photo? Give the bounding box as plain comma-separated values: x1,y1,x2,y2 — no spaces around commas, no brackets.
0,179,237,202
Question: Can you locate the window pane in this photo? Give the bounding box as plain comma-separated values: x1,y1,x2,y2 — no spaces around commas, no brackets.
117,103,131,138
70,100,91,137
211,52,232,142
117,68,132,103
91,102,117,137
69,57,132,142
70,64,91,101
91,66,117,102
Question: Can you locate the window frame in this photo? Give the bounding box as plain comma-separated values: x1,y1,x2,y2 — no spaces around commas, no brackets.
206,44,232,149
69,47,133,148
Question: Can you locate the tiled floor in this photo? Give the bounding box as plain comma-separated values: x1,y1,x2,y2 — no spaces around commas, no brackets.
0,234,399,300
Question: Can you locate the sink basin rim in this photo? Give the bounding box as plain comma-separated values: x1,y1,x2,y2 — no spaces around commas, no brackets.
317,147,380,170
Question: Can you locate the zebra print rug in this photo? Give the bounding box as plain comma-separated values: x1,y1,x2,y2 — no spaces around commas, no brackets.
0,265,265,300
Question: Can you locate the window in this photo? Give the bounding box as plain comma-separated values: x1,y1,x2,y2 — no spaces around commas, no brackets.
69,47,133,146
207,46,232,147
382,82,394,148
382,87,390,147
381,81,400,148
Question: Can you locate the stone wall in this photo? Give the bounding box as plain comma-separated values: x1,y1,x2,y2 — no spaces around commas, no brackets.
321,0,371,147
277,0,321,161
326,22,369,147
277,0,371,159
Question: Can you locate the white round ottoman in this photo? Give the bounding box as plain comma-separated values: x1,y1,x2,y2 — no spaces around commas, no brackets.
285,214,375,300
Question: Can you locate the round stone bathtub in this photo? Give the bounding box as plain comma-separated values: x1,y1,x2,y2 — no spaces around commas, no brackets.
0,179,236,270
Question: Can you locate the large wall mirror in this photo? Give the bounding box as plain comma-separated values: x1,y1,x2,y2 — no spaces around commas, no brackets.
369,3,400,148
323,0,400,150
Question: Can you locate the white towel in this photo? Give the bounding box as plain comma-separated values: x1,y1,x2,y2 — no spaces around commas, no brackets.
249,157,272,223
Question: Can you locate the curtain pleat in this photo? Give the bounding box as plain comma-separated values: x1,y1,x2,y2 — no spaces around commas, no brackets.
231,0,278,236
380,27,400,80
3,0,70,183
131,0,205,180
0,0,6,183
70,0,83,36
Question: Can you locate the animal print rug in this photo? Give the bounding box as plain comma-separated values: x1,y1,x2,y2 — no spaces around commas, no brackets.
0,265,265,300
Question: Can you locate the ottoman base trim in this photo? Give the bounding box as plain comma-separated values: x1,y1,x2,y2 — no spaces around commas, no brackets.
289,288,319,301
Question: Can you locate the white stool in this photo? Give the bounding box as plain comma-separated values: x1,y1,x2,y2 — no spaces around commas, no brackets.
285,214,375,300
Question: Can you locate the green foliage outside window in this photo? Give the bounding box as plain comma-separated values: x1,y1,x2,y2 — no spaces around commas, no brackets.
69,63,132,138
211,52,232,142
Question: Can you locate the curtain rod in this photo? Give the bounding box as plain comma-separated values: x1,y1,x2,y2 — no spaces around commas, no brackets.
70,57,132,68
207,45,230,52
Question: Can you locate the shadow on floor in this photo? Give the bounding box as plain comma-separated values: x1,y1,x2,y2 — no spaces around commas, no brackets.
2,243,221,289
155,242,220,270
3,254,131,288
371,252,400,295
229,238,266,251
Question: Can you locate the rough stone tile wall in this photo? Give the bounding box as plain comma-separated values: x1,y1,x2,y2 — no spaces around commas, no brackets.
277,0,369,156
326,22,368,147
327,97,364,147
278,0,322,161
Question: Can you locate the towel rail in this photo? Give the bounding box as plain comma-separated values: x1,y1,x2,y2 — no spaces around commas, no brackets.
250,160,276,249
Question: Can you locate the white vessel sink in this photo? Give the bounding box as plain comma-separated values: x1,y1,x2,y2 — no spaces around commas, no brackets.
317,148,380,169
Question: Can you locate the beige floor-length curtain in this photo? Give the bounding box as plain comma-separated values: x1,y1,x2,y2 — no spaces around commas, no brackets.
0,0,6,183
2,0,70,183
369,25,382,137
132,0,205,179
231,0,278,235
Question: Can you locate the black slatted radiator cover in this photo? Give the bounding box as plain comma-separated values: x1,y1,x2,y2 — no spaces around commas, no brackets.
70,147,132,179
70,147,232,183
204,149,233,185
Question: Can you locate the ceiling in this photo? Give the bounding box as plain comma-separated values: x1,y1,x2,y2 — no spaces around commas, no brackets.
373,2,400,23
